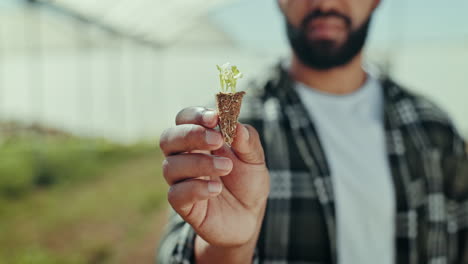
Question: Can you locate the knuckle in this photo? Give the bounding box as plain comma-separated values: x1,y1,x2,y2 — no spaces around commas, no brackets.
243,152,258,162
183,124,205,142
193,109,205,124
188,182,201,198
159,129,170,151
162,159,170,178
175,107,190,122
167,186,177,205
176,106,205,125
200,155,215,173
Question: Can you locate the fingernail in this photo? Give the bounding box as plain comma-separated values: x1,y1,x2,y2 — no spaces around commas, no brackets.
203,111,216,124
213,157,232,171
205,130,220,145
208,181,222,194
242,125,250,142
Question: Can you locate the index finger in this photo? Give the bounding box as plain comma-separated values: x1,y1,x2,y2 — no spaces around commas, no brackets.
175,106,218,128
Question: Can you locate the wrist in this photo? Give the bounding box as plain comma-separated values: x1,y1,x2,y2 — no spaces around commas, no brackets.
194,234,257,264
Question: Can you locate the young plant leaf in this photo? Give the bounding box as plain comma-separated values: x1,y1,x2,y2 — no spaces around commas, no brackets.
216,63,243,93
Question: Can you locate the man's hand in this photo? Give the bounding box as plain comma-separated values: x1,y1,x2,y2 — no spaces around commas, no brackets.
159,106,270,259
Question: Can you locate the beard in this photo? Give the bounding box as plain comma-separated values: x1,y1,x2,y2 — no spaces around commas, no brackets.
285,11,372,70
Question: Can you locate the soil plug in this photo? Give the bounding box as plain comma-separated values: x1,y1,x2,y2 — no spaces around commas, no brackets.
215,63,245,146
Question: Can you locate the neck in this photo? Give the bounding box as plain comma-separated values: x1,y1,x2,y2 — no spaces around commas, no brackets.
289,52,367,95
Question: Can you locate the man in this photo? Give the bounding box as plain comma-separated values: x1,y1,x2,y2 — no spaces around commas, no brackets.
157,0,468,263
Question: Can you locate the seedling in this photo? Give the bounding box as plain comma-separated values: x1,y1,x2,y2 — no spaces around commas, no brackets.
215,63,246,146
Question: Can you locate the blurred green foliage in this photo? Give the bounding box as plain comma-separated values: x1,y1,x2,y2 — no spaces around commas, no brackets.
0,126,168,264
5,246,82,264
0,133,154,200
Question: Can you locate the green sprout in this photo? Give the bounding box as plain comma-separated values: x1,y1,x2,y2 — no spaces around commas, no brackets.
216,62,243,93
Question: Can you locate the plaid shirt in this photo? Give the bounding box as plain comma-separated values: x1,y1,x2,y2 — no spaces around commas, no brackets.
157,64,468,264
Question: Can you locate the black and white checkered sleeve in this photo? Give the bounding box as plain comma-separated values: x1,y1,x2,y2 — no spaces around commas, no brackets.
157,210,197,264
156,209,260,264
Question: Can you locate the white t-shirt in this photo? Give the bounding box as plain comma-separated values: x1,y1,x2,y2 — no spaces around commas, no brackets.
295,75,395,264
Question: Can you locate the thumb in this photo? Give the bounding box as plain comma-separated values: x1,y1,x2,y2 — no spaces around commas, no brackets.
230,123,265,165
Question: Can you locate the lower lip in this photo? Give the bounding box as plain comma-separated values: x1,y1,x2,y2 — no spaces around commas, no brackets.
310,25,341,39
